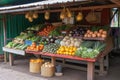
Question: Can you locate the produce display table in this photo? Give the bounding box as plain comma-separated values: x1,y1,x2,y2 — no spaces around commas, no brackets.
3,47,25,55
25,50,103,80
2,36,113,80
2,47,25,66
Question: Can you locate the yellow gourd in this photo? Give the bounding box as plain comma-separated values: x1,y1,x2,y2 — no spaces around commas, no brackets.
33,11,38,19
28,17,33,22
60,7,66,20
76,12,83,21
66,8,72,18
25,12,31,19
45,11,50,20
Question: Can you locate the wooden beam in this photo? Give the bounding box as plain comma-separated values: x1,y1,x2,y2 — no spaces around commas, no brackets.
41,4,120,12
5,4,120,14
111,0,120,6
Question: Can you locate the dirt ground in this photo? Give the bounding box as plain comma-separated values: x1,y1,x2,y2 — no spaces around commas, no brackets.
0,56,120,80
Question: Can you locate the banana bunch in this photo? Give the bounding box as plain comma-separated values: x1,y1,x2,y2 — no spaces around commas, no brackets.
25,11,38,22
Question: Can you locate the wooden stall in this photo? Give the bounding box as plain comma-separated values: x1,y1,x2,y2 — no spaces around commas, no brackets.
1,0,120,80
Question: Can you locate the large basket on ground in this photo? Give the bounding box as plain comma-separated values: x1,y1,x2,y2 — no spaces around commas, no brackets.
41,62,55,77
29,59,44,73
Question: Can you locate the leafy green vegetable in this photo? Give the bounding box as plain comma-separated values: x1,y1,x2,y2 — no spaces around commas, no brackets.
75,41,106,58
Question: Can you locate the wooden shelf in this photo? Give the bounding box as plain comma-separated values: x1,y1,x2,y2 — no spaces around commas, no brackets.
83,37,105,41
25,50,102,62
3,47,25,55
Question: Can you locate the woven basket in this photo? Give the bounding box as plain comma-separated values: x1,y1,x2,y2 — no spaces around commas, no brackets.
29,60,43,73
41,63,55,77
85,11,97,23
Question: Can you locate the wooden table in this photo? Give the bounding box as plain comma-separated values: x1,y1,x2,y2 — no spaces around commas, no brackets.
25,51,104,80
2,36,113,80
2,47,25,66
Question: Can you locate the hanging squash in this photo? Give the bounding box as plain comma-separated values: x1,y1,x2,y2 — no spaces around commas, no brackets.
76,12,83,21
33,11,38,19
60,7,66,20
28,17,33,22
25,12,31,19
45,11,50,20
66,8,72,18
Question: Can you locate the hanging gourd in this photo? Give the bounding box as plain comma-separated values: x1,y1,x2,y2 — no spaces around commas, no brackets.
33,11,38,19
28,17,33,22
76,12,83,21
60,7,66,20
44,11,50,20
25,12,31,19
66,8,72,18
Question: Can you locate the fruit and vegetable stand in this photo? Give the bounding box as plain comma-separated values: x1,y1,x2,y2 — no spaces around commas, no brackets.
0,1,120,80
2,24,113,80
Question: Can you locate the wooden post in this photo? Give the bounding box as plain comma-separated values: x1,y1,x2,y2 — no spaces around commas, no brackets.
3,14,7,63
87,62,94,80
62,59,66,64
51,57,56,65
99,57,105,76
9,53,14,66
106,55,109,71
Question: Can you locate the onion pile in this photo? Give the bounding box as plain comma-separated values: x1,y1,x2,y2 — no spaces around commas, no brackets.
42,62,54,68
84,29,107,38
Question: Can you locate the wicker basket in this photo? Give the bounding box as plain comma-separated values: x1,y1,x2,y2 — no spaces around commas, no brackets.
29,59,44,73
41,62,55,77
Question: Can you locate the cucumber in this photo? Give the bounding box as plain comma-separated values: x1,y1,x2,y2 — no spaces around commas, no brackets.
21,45,28,50
12,43,19,48
14,44,22,49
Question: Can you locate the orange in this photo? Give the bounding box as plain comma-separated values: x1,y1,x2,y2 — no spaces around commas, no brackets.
60,48,65,52
65,48,69,52
56,50,60,54
71,52,75,56
69,52,72,56
73,47,77,51
69,49,73,53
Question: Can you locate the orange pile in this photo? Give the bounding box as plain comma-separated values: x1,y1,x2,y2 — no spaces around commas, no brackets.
56,46,77,56
26,42,44,51
30,58,44,63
